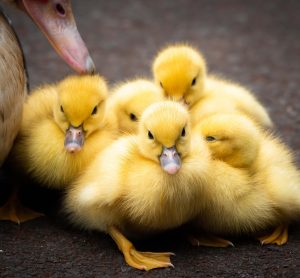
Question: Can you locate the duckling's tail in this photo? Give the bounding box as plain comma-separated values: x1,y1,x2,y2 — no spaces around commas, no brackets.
270,175,300,220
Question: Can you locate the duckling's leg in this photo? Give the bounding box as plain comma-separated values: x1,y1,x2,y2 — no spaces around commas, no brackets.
187,234,234,248
258,224,289,245
0,192,44,224
108,226,174,271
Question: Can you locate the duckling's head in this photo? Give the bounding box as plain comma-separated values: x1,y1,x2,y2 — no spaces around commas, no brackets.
195,114,261,168
112,79,163,134
53,74,107,153
138,101,191,175
152,44,206,107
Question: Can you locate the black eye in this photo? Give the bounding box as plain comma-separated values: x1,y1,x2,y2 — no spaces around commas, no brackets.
60,105,64,113
130,113,137,121
159,81,164,89
91,106,98,115
55,3,66,17
191,77,197,86
206,136,216,142
148,130,154,140
181,127,186,137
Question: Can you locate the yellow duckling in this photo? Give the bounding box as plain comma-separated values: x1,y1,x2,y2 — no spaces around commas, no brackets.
1,74,117,223
107,79,163,134
195,112,260,168
1,0,95,165
12,74,117,189
193,113,300,245
64,101,212,271
0,0,95,223
152,44,273,128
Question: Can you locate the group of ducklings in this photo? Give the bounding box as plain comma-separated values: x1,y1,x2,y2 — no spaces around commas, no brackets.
2,44,300,271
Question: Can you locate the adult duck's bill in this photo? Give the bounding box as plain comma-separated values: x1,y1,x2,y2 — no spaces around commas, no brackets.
20,0,95,74
159,146,181,175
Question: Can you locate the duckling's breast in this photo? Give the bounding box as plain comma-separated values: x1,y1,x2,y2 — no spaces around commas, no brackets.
120,168,203,237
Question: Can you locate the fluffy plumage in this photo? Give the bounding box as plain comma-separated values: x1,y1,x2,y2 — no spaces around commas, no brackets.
64,101,211,270
153,45,206,106
108,79,163,134
192,113,300,244
195,113,260,168
11,74,117,189
152,44,273,128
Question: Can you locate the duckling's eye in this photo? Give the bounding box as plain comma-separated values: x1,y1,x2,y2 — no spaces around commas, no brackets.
191,77,197,86
159,81,164,89
130,113,137,121
206,136,216,142
91,106,98,115
148,130,154,140
60,105,64,113
181,127,186,137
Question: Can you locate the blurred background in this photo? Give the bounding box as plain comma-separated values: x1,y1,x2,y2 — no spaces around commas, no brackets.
1,0,300,276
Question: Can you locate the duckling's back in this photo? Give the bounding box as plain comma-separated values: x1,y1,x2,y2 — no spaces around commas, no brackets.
192,75,273,128
253,134,300,219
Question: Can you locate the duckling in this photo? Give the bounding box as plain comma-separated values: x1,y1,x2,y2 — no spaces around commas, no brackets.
152,44,273,128
0,1,94,164
0,0,95,165
192,113,300,245
0,0,95,222
194,112,260,168
107,79,163,134
64,101,212,270
11,74,117,189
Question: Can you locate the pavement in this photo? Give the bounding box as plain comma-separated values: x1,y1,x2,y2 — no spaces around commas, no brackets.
1,0,300,277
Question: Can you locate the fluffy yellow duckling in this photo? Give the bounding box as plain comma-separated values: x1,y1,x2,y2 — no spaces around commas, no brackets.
0,0,95,223
195,113,260,168
152,44,273,128
193,113,300,245
12,74,117,189
64,101,213,271
107,79,163,134
1,0,95,165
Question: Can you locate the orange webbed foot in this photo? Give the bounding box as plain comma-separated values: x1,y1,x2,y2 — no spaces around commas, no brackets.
258,225,289,246
0,193,44,224
187,233,234,248
108,226,174,271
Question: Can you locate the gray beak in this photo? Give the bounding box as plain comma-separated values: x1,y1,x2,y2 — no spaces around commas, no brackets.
159,146,181,175
64,125,85,153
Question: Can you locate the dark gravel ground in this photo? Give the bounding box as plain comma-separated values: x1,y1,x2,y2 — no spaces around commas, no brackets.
1,0,300,277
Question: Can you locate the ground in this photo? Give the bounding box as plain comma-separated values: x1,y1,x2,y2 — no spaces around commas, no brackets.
0,0,300,277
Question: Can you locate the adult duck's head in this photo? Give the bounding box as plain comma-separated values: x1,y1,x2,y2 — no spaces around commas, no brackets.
6,0,95,74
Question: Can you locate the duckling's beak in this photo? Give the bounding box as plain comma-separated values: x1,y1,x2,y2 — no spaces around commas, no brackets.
64,125,85,153
159,146,181,175
180,99,189,108
21,0,95,74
